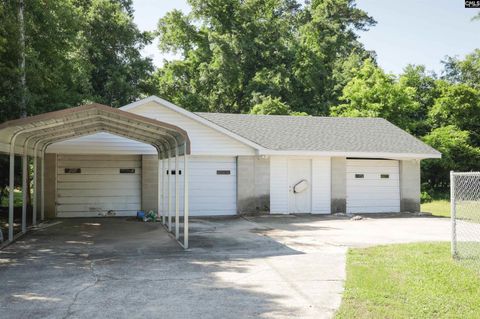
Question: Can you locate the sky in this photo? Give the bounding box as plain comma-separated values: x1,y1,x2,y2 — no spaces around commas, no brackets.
132,0,480,75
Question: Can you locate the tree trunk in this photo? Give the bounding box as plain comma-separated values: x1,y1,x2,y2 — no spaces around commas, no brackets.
18,0,30,207
19,0,26,118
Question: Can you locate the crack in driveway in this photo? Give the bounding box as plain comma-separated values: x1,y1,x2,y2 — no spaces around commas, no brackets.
62,259,99,319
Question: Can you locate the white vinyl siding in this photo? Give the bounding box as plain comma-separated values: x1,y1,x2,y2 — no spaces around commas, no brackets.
56,155,141,217
270,156,331,214
346,159,400,213
160,156,237,216
125,101,255,156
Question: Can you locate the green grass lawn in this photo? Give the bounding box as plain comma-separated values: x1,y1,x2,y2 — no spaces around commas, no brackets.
336,242,480,319
0,189,23,207
421,199,450,217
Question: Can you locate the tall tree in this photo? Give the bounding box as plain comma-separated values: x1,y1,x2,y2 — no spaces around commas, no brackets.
443,49,480,90
0,0,22,122
153,0,374,114
75,0,154,107
428,81,480,146
330,59,420,133
0,0,153,121
0,0,91,119
0,0,153,202
291,0,375,114
397,65,438,136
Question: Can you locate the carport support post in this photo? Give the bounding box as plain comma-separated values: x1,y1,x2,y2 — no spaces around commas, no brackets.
183,143,189,249
158,155,162,221
8,151,14,241
21,154,28,233
162,158,166,225
167,154,172,231
32,155,37,225
175,145,179,239
40,151,45,221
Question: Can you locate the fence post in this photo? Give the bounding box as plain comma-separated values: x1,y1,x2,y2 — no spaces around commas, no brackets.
450,171,457,258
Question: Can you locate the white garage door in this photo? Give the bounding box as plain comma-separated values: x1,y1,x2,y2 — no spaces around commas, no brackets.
56,155,141,217
191,157,237,215
163,156,237,216
346,159,400,214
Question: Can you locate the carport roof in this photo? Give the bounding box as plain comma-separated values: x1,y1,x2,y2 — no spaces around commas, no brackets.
0,103,190,157
196,113,441,158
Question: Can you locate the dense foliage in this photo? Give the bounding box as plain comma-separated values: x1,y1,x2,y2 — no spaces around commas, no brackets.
1,0,479,198
0,0,153,200
0,0,153,124
153,0,375,114
331,54,480,192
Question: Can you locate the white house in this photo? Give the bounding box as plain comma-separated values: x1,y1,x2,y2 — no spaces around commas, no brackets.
0,96,440,246
46,95,440,215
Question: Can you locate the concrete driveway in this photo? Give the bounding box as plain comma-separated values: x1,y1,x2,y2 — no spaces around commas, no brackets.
0,215,450,319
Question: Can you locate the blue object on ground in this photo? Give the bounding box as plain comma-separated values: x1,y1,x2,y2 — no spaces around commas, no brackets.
136,211,145,220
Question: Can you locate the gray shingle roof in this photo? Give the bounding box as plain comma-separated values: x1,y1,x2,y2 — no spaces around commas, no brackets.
195,113,440,156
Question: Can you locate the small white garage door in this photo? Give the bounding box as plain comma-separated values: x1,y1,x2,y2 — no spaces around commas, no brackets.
190,157,237,215
165,156,237,216
56,155,141,217
346,159,400,213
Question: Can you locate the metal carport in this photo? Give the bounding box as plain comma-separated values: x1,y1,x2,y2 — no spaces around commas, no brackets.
0,103,191,248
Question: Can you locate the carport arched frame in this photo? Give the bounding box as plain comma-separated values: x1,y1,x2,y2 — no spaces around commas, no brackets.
0,104,191,249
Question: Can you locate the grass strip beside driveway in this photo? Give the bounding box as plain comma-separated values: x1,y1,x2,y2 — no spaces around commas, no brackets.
422,200,450,217
336,242,480,319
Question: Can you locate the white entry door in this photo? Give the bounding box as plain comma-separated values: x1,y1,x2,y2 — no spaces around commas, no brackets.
288,159,312,213
346,159,400,213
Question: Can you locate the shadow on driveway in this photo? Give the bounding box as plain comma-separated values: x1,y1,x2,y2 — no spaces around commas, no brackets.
0,215,451,319
1,217,326,319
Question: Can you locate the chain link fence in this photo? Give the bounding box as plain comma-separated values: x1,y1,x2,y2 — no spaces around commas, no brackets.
451,172,480,267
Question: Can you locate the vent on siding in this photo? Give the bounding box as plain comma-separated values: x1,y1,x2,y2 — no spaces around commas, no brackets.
217,170,231,175
355,174,364,179
65,168,81,174
380,174,390,179
120,168,135,174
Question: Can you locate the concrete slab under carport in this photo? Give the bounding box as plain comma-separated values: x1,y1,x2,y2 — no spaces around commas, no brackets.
0,215,451,319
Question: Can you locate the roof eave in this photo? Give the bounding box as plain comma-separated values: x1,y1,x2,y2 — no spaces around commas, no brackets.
257,149,442,159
